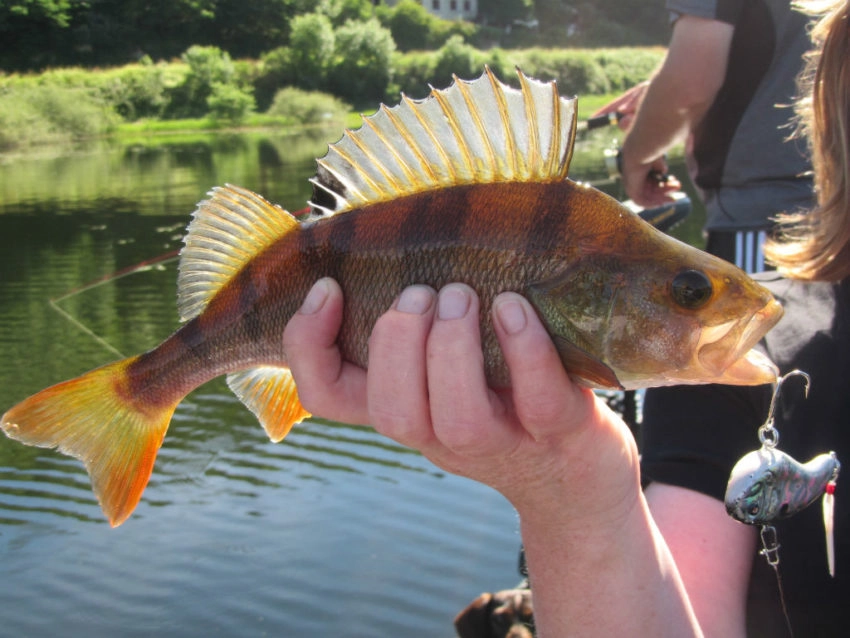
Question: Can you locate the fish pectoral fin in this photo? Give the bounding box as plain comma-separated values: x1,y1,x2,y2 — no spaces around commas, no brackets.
0,357,175,527
552,336,624,389
525,279,624,390
227,367,311,442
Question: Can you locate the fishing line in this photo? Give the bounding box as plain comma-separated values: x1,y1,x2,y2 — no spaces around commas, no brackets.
49,250,179,358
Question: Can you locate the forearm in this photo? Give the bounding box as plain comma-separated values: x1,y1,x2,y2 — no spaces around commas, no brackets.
620,16,732,203
620,69,693,167
519,493,702,637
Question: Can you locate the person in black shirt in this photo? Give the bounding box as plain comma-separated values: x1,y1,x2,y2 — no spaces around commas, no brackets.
643,1,850,634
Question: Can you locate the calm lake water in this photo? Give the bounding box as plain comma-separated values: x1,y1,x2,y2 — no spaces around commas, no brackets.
0,127,704,637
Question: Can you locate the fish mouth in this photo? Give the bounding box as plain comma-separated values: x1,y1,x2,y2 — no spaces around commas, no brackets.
696,298,783,386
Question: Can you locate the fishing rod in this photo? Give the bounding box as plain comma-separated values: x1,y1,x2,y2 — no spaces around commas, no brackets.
579,110,692,234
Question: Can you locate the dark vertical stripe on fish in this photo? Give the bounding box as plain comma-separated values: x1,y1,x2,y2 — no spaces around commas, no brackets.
524,186,569,255
325,212,357,280
236,263,266,344
296,223,327,281
176,316,213,363
399,187,471,247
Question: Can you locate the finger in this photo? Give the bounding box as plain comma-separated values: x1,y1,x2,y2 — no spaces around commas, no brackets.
492,292,596,441
425,284,517,456
283,278,369,425
367,285,438,449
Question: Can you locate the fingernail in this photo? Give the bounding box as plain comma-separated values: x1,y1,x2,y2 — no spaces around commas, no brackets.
437,285,471,320
494,296,527,335
299,279,330,315
396,286,434,315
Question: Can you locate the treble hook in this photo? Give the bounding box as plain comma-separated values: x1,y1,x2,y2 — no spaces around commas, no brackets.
759,370,811,448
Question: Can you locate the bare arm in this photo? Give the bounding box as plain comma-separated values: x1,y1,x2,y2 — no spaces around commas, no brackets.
620,15,733,206
646,483,756,638
283,279,702,637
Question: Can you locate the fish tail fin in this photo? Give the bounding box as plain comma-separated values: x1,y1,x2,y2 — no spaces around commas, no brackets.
1,357,176,527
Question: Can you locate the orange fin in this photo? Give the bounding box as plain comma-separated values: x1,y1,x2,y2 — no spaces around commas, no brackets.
0,358,175,527
226,367,311,442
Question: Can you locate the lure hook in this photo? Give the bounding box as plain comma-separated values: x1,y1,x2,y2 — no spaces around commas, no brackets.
759,370,811,448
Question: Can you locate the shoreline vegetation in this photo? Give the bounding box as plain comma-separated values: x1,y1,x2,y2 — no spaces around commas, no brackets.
0,44,662,155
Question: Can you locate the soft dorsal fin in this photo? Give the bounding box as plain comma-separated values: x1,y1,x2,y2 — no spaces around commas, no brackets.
177,184,298,321
309,67,578,216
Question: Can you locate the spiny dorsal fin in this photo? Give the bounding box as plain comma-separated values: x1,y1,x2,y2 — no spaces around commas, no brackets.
177,184,298,321
309,67,578,216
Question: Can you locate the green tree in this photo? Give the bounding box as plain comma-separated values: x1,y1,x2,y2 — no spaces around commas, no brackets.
386,0,433,52
0,0,73,26
208,0,300,58
166,45,239,118
289,12,336,90
432,35,479,88
478,0,532,27
207,81,256,123
0,0,78,69
328,18,396,106
316,0,375,27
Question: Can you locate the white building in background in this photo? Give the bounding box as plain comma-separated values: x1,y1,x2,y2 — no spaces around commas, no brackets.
377,0,478,21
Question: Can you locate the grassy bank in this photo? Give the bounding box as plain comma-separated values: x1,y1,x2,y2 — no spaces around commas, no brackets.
0,45,661,153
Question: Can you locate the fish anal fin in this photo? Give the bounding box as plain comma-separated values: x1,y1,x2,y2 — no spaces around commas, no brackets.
177,185,299,322
227,367,310,442
0,358,176,527
552,336,624,390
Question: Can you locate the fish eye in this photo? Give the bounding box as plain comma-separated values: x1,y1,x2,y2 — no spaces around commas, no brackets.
748,504,760,516
671,270,713,309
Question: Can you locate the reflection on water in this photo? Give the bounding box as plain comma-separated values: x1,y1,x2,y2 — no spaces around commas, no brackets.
0,129,704,637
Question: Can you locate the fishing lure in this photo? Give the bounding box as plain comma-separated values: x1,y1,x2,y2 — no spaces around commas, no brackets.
725,370,840,576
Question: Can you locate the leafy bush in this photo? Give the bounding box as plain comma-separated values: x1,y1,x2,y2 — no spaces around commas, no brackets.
289,12,336,91
97,62,171,120
255,47,297,112
391,50,437,99
207,82,256,123
592,47,665,92
431,35,481,89
327,18,396,106
0,84,118,151
266,87,350,125
165,45,237,119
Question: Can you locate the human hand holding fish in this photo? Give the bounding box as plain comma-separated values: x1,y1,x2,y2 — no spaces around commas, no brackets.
284,278,630,511
283,277,703,637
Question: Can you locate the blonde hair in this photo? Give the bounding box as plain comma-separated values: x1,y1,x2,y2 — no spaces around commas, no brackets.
764,0,850,280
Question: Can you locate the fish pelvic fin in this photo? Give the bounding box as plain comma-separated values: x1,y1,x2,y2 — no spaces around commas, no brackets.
0,358,175,527
227,367,311,442
309,67,578,216
178,184,299,322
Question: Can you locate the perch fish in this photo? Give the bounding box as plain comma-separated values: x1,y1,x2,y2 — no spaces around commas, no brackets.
1,68,783,526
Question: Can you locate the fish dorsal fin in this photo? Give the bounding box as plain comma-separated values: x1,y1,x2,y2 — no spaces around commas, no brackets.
177,184,298,321
309,67,577,216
